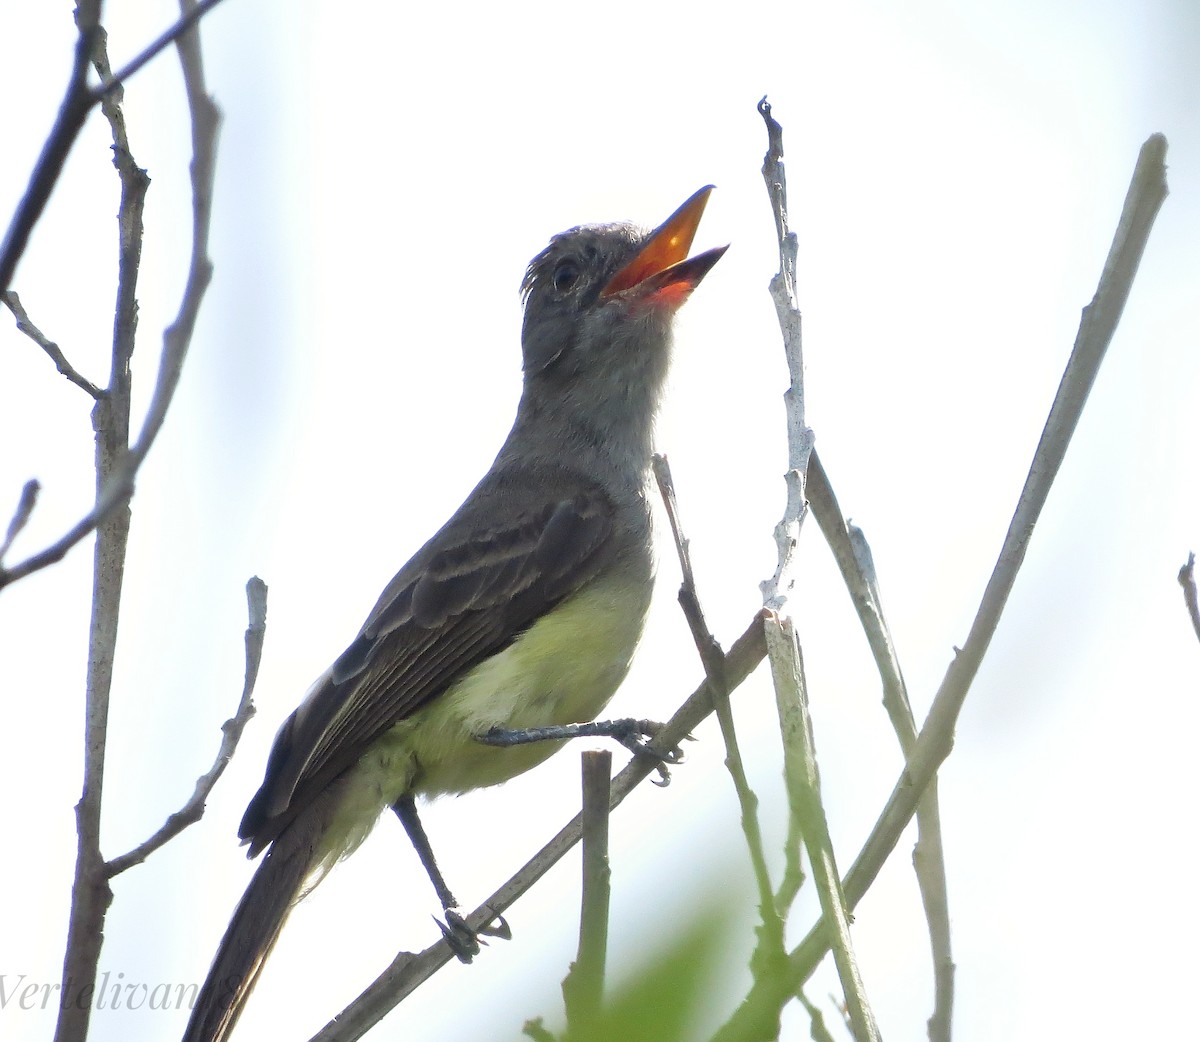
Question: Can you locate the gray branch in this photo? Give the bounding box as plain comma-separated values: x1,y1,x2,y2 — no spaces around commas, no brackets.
106,578,265,876
2,290,103,397
0,479,40,564
0,0,223,595
806,452,955,1042
1178,553,1200,645
561,749,614,1032
717,132,1170,1041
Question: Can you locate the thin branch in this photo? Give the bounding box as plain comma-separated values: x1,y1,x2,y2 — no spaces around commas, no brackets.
652,455,726,679
0,480,40,564
562,749,613,1033
133,1,219,460
0,0,230,295
0,459,137,590
716,132,1170,1042
2,291,103,397
107,577,265,876
806,455,914,735
752,95,953,1042
53,18,148,1034
828,130,1170,922
0,3,221,596
1178,553,1200,645
309,614,769,1042
754,97,864,1038
757,96,814,612
764,614,879,1042
807,451,954,1042
53,8,222,1036
92,0,231,100
0,2,100,296
774,809,806,915
797,992,838,1042
653,455,786,966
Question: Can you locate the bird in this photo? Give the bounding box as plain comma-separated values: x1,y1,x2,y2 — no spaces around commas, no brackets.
182,186,726,1042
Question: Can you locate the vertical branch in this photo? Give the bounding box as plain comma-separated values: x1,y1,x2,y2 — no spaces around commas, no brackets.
758,96,814,612
131,0,219,459
563,750,614,1033
765,615,879,1042
653,456,786,974
806,454,955,1041
51,6,222,1037
715,134,1171,1042
53,24,148,1040
754,96,872,1035
1178,553,1200,645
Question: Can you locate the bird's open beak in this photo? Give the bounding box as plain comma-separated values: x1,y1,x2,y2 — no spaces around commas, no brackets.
600,186,728,306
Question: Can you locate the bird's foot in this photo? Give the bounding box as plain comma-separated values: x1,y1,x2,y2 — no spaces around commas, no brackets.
477,718,689,786
437,906,511,964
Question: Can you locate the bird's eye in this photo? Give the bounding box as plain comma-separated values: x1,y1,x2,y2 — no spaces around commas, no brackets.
552,260,580,293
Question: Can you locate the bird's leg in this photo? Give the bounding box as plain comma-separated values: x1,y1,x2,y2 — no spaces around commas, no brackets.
392,794,458,909
476,718,687,785
390,794,510,963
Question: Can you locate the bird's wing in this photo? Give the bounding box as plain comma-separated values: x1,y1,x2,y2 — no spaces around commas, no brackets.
240,485,618,849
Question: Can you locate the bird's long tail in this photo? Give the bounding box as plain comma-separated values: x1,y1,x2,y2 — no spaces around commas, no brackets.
182,786,340,1042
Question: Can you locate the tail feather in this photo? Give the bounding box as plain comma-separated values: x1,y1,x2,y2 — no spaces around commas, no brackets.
183,787,339,1042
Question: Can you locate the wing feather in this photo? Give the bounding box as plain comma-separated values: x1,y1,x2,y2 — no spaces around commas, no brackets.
240,484,621,850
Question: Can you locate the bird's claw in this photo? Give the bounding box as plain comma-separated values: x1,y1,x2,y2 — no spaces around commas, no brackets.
436,907,511,963
612,720,688,786
478,907,512,940
436,910,480,964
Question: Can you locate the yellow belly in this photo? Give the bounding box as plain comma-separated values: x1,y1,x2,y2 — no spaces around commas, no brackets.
407,570,651,795
325,569,652,865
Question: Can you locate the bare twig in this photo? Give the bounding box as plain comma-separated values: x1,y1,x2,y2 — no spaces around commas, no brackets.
52,9,222,1038
653,455,787,964
562,749,613,1032
309,614,769,1042
757,96,814,612
133,1,219,459
806,455,914,736
92,0,231,100
651,455,726,679
754,97,877,1037
0,2,100,296
807,452,954,1042
0,459,136,591
2,291,103,397
765,614,879,1042
107,578,266,876
716,132,1170,1042
0,480,40,564
0,0,229,295
827,131,1170,928
1178,553,1200,645
0,3,221,596
797,992,838,1042
53,20,149,1034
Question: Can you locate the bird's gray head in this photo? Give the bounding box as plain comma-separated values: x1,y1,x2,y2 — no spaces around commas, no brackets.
517,188,726,412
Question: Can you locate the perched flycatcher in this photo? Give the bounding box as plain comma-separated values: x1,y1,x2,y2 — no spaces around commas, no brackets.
183,187,725,1042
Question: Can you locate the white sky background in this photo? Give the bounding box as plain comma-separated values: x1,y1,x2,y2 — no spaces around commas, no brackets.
1,1,1198,1040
